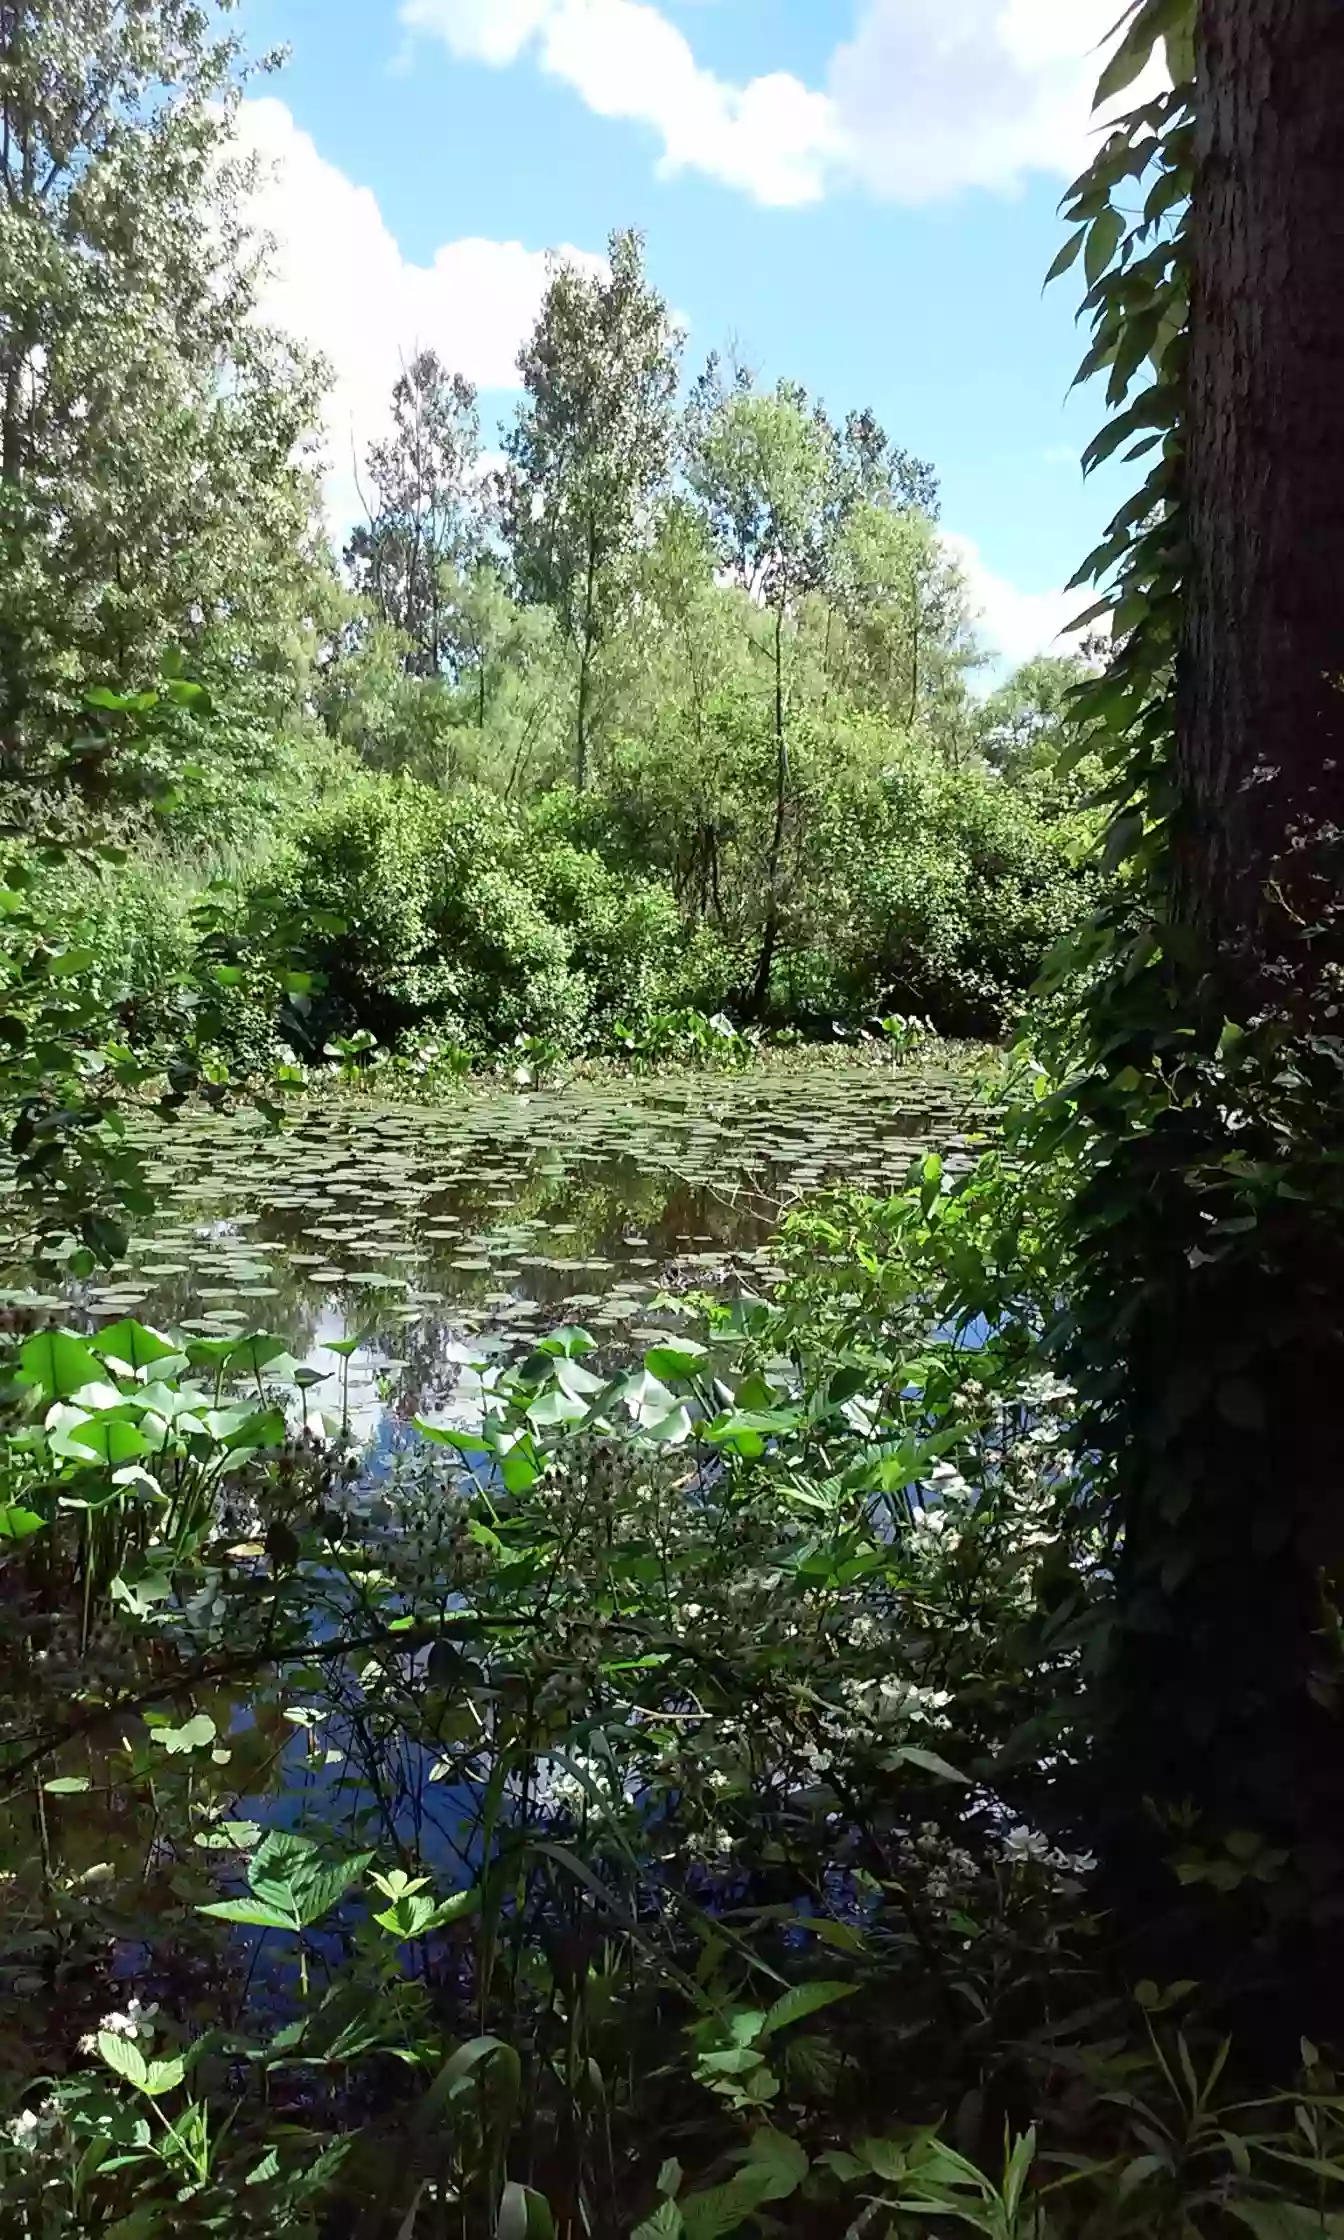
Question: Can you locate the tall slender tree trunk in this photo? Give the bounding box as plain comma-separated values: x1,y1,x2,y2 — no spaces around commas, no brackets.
749,601,789,1019
575,531,599,791
1097,0,1344,2007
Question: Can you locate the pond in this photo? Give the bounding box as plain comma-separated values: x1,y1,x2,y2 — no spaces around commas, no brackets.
4,1059,984,1441
1,1058,989,2032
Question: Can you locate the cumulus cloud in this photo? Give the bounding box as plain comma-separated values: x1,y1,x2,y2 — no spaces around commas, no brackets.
398,0,1154,208
399,0,839,205
234,96,601,531
943,530,1091,679
829,0,1123,203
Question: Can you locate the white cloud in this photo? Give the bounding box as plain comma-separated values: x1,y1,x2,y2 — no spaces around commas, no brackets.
398,0,1159,208
398,0,841,206
829,0,1122,203
943,530,1090,680
234,96,601,532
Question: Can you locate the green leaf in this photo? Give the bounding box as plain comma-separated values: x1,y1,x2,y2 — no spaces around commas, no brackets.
414,1418,482,1454
740,2128,809,2202
535,1325,596,1358
98,2032,150,2088
151,1713,216,1756
0,1504,46,1541
198,1899,295,1929
1084,206,1125,288
644,1340,709,1382
496,2183,554,2240
1044,228,1085,287
632,2205,684,2240
225,1333,291,1378
759,1981,858,2040
1093,0,1186,109
95,1320,181,1372
58,1416,152,1469
1226,2207,1344,2239
20,1329,102,1401
894,1744,971,1784
141,2057,185,2097
527,1387,591,1429
679,2173,772,2240
43,1775,92,1795
247,1831,374,1928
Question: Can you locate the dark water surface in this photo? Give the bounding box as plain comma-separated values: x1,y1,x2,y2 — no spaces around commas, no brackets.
6,1061,982,1438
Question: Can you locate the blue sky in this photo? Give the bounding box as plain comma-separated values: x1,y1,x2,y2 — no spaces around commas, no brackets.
237,0,1131,670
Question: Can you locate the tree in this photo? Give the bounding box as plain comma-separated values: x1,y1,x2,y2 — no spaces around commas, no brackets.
499,227,682,790
973,653,1097,777
1147,0,1344,1907
0,0,328,774
1051,0,1344,1994
345,351,481,679
828,501,978,741
686,365,841,1013
836,406,940,521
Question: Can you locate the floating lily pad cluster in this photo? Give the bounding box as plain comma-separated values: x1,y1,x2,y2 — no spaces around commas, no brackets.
1,1066,978,1408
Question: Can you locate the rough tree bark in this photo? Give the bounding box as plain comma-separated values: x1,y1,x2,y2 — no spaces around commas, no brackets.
1177,0,1344,995
1101,0,1344,2017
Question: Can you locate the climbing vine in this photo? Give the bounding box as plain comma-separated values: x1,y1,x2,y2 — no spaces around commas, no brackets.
1038,0,1344,1958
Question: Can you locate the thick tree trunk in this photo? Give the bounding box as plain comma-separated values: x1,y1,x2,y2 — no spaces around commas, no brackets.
1099,0,1344,2020
1176,0,1344,1001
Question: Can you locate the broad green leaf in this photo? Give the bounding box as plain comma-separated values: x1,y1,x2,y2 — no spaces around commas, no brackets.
0,1504,46,1541
98,2031,150,2088
414,1418,482,1454
679,2172,773,2240
141,2057,185,2097
740,2128,809,2203
20,1329,102,1401
534,1326,596,1359
527,1387,590,1429
644,1340,708,1382
95,1320,181,1373
151,1714,217,1756
496,2182,554,2240
1226,2207,1344,2240
632,2205,684,2240
59,1417,152,1468
647,1403,697,1446
226,1333,292,1377
198,1899,295,1929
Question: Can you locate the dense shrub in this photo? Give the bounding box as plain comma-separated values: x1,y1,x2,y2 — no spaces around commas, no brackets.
255,780,581,1054
64,739,1099,1071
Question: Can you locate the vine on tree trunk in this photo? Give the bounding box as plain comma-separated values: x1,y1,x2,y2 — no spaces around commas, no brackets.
1039,0,1344,1993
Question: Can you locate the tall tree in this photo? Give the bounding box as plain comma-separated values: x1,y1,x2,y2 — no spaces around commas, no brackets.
0,1,328,772
499,227,681,790
1054,0,1344,1993
346,351,481,679
686,365,840,1014
828,501,976,738
835,407,940,522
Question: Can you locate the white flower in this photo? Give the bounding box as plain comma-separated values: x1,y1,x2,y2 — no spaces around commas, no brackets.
9,2108,39,2140
98,1998,155,2041
1000,1825,1098,1880
1002,1825,1050,1863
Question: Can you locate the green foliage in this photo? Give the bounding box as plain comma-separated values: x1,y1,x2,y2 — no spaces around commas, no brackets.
0,0,332,762
500,227,683,785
